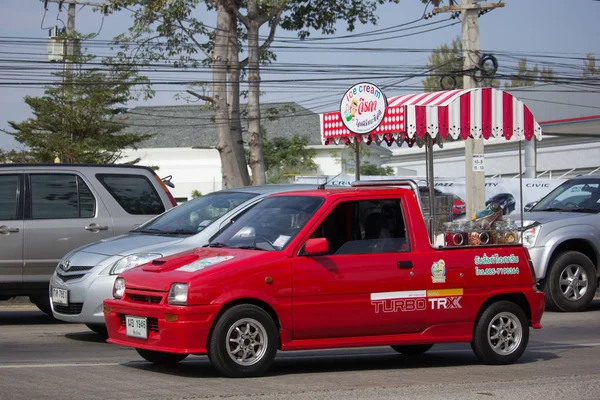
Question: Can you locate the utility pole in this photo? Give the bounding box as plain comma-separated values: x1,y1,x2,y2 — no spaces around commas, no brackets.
433,0,504,218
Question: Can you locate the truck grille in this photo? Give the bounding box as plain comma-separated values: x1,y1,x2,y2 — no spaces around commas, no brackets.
119,314,159,332
128,294,162,304
53,303,83,315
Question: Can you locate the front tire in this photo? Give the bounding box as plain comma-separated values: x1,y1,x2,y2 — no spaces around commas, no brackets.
545,251,597,312
208,304,278,378
471,301,529,365
29,296,52,315
390,344,433,356
136,348,188,365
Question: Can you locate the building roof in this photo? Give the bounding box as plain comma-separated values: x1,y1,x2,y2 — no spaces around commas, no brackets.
120,102,322,148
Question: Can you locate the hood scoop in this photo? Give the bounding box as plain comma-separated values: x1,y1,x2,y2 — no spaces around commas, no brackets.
142,254,200,272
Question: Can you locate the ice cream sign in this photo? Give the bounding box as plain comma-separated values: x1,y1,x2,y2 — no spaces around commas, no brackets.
340,82,388,134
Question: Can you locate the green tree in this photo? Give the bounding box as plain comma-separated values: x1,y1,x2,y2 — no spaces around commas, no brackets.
191,189,203,198
109,0,403,188
583,53,600,77
262,134,318,184
504,58,555,88
422,35,500,92
4,50,153,164
360,162,394,176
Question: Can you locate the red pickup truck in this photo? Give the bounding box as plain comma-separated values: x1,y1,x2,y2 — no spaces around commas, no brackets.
103,181,545,378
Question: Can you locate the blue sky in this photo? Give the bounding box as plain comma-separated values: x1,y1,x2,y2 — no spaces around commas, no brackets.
0,0,599,150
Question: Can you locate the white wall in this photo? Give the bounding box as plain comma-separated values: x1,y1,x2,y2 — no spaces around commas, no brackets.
120,148,223,200
381,140,600,178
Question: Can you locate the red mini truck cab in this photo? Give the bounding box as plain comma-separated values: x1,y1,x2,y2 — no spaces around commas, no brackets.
104,180,545,378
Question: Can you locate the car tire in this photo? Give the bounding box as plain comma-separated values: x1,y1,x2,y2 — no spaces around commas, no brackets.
208,304,278,378
85,323,108,338
135,348,188,365
471,301,529,365
29,296,52,316
545,251,597,313
390,344,433,356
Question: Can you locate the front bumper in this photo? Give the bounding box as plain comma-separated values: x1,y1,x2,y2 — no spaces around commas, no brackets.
104,299,220,354
527,246,548,280
50,273,115,324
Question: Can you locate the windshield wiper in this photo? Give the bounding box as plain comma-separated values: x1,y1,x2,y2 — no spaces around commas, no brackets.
131,228,165,234
203,242,229,248
233,245,268,251
567,207,600,213
535,207,565,212
162,229,196,235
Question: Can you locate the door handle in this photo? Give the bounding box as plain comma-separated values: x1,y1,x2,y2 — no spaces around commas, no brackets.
0,225,19,234
85,224,108,231
397,261,413,269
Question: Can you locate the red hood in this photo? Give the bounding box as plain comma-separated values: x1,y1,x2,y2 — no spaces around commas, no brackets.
119,247,283,292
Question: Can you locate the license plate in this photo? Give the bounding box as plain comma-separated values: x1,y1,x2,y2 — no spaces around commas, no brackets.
126,316,148,339
51,288,68,306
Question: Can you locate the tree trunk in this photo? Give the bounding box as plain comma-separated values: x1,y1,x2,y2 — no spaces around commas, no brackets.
227,15,251,186
214,3,244,188
246,1,266,185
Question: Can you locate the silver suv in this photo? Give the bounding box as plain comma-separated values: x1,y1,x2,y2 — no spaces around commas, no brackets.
50,184,317,335
522,174,600,312
0,163,177,313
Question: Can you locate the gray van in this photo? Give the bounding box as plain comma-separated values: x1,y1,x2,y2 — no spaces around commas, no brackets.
0,163,177,313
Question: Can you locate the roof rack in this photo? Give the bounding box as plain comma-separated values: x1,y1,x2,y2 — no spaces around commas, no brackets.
350,179,424,211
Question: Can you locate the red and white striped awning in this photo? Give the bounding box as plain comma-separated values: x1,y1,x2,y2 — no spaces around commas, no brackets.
320,88,542,147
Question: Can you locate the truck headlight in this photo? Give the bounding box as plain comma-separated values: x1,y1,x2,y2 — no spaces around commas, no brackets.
168,283,188,305
113,278,126,299
109,253,162,275
520,222,541,248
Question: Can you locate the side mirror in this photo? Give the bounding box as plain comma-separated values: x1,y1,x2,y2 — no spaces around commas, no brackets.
303,238,329,256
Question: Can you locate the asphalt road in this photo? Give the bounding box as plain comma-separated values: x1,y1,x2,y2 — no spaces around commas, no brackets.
1,301,600,400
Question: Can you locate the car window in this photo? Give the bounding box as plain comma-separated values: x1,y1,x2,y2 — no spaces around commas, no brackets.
209,195,324,251
96,173,165,215
30,174,96,219
0,175,19,220
134,191,258,235
308,198,409,255
533,179,600,211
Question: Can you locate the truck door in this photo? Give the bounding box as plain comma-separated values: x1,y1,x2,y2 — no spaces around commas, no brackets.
291,196,427,340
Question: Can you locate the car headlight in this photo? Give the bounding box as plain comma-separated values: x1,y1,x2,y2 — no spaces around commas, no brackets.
113,278,125,299
519,221,541,248
109,253,162,275
168,283,188,305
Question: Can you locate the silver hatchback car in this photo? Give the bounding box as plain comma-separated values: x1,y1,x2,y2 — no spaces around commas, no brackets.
50,184,317,335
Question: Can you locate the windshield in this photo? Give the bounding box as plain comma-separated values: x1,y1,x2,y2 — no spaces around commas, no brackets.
133,191,258,235
532,178,600,213
206,195,324,251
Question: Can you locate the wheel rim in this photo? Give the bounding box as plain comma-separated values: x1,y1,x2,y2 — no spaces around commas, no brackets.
225,318,268,366
487,312,522,356
559,264,588,301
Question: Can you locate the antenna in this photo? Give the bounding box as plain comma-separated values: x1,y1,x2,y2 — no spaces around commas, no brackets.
317,173,342,190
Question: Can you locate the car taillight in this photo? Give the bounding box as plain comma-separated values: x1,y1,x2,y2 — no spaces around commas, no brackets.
154,173,177,207
523,247,537,284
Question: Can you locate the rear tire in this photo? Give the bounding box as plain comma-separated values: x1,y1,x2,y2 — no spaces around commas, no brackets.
545,251,596,312
85,323,108,338
390,344,433,356
208,304,278,378
471,301,529,365
136,348,188,365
